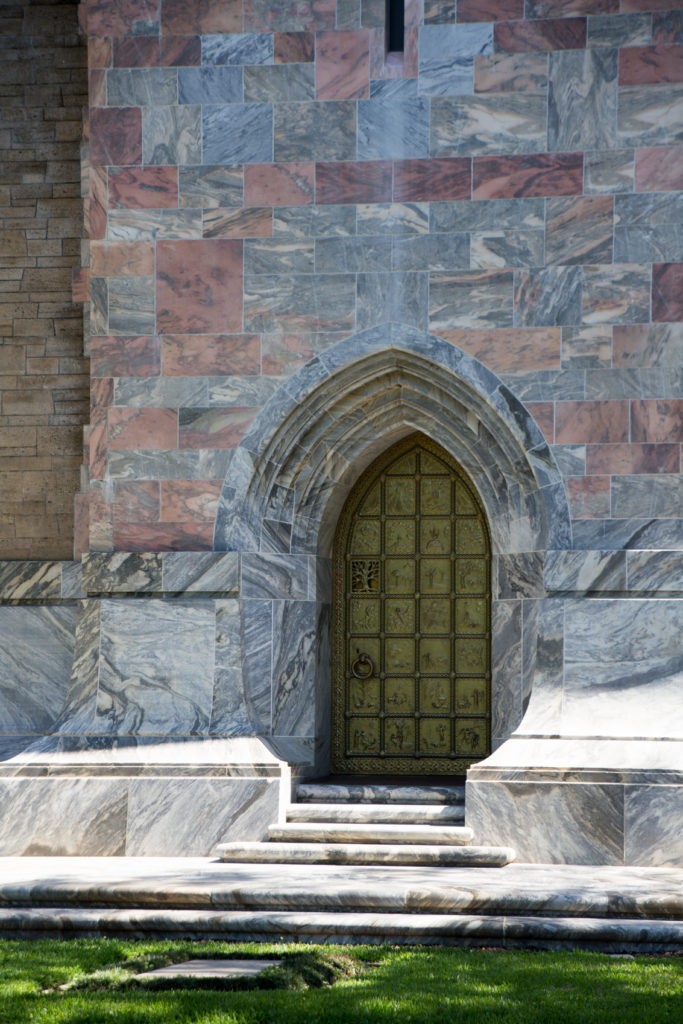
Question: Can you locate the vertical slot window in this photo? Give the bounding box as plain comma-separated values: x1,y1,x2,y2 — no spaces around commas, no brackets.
386,0,405,53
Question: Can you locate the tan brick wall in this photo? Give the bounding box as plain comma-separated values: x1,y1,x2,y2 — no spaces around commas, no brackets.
0,0,88,558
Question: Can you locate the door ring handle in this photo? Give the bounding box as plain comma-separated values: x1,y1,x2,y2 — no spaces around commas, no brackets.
351,651,375,679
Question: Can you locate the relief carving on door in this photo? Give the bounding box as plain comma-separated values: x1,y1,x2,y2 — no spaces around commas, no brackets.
332,435,491,775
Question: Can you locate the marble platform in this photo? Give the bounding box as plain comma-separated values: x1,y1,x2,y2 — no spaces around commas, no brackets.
0,858,680,953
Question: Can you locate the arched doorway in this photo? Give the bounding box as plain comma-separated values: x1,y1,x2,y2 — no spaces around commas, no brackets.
332,434,491,775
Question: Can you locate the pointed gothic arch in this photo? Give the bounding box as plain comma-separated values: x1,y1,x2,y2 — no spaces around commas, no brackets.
214,324,571,561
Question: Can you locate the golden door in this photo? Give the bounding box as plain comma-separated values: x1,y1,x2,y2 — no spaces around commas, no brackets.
332,435,491,775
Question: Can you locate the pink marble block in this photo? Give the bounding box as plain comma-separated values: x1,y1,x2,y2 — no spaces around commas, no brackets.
85,165,108,241
620,0,682,13
107,408,178,450
113,36,201,67
567,477,611,519
458,0,524,20
85,0,160,37
631,399,683,443
160,480,222,522
494,17,586,53
90,243,155,277
394,159,471,202
245,164,315,206
555,400,630,444
162,333,260,376
473,153,583,199
108,167,179,209
652,263,683,323
316,30,370,100
619,44,683,85
161,0,243,34
439,327,561,373
156,239,243,334
275,32,315,63
88,36,111,69
636,146,683,192
527,0,617,14
89,108,142,167
89,377,114,481
316,161,393,204
113,522,215,552
526,401,555,443
587,442,680,475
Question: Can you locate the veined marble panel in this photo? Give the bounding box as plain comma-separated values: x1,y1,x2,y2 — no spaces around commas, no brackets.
107,68,177,107
0,561,62,601
107,450,233,482
0,778,128,856
0,606,76,734
271,601,317,736
240,599,273,734
355,203,429,235
126,777,279,855
572,518,683,552
113,376,209,408
562,598,683,739
273,204,357,239
626,550,683,592
211,599,254,736
491,600,522,745
358,96,430,160
548,48,617,151
612,475,683,519
518,598,564,735
618,84,683,148
83,553,163,594
162,552,239,594
142,105,201,165
625,785,683,867
430,199,544,232
544,550,626,592
241,553,310,600
97,599,216,736
431,94,547,157
466,781,624,865
202,33,273,66
418,24,493,97
203,104,273,164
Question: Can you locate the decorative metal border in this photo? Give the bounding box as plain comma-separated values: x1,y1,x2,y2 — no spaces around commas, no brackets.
331,433,492,776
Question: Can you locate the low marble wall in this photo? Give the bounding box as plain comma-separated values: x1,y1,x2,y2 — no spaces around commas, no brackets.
467,593,683,867
0,775,280,856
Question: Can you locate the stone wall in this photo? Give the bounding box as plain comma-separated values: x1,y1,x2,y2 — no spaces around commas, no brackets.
0,0,88,559
79,0,683,555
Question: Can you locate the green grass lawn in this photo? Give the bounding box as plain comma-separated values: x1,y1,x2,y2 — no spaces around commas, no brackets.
0,939,680,1024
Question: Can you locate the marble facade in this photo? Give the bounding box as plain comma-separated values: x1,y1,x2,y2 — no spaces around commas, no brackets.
1,0,682,863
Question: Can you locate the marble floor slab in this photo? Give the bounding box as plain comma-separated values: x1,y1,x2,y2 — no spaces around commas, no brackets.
0,858,680,920
0,858,681,951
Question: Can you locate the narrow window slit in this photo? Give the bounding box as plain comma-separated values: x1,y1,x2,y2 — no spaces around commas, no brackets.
386,0,405,53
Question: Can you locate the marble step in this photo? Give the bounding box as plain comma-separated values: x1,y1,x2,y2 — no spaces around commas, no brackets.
286,802,465,825
1,907,680,951
216,842,515,866
269,822,474,845
295,783,466,805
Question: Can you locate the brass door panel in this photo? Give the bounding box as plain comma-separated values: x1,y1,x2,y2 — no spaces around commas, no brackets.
332,435,492,775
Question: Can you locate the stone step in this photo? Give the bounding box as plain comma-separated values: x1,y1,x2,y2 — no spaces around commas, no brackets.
216,842,515,867
269,822,474,845
286,802,465,825
295,783,466,805
1,907,680,951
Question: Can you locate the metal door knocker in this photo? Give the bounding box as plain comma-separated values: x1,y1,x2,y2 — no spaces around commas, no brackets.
351,650,375,679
